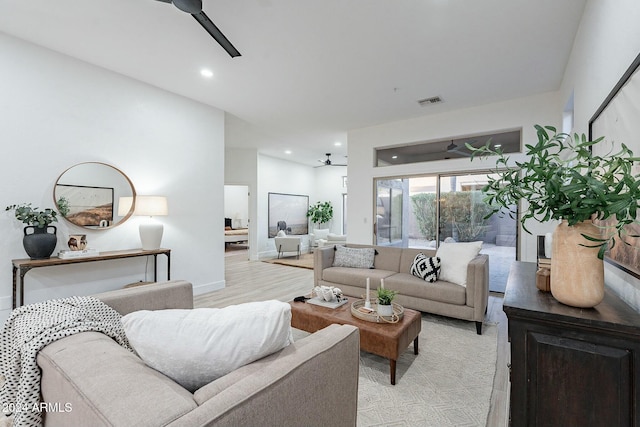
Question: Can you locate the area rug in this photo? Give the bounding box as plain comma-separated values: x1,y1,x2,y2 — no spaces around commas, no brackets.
264,253,314,270
293,313,497,427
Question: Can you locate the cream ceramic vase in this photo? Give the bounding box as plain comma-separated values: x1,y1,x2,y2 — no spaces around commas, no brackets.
550,220,604,308
377,303,394,317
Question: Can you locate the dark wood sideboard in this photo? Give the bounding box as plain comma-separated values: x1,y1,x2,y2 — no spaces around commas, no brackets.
503,261,640,427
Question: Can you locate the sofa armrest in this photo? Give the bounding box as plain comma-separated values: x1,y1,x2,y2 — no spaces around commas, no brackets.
92,280,194,315
172,324,360,427
465,255,489,319
313,246,335,286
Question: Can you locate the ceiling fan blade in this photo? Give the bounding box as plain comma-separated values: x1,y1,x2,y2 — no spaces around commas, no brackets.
172,0,202,14
192,11,241,58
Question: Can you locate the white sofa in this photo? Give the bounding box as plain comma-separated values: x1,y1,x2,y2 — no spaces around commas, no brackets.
310,228,347,247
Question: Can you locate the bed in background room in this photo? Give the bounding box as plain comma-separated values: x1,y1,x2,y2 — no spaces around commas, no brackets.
225,217,248,245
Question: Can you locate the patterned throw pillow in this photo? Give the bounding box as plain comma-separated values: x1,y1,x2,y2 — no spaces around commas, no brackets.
410,253,441,282
332,246,375,269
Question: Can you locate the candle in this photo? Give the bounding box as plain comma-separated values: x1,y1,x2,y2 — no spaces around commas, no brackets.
365,278,371,308
381,278,385,289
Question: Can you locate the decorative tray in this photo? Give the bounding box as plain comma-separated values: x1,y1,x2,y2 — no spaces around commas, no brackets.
307,297,349,309
350,299,404,323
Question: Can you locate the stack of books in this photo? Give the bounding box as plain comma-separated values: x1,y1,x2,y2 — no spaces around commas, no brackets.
58,248,99,259
537,257,551,270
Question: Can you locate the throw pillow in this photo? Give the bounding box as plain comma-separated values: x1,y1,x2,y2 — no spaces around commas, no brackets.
313,228,330,240
121,301,293,392
276,230,287,237
410,253,441,282
332,246,375,269
435,241,483,286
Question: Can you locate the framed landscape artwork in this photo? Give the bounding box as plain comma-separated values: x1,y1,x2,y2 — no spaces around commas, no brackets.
589,50,640,279
55,184,114,227
267,192,309,238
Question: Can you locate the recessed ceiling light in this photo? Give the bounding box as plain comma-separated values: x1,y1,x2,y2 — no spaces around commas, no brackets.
392,155,398,159
285,150,292,154
200,69,214,78
334,141,342,146
494,144,502,148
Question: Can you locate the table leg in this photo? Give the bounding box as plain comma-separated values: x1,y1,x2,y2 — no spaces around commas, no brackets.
166,252,171,280
12,265,17,309
19,268,29,308
414,336,419,355
153,254,158,282
390,359,396,385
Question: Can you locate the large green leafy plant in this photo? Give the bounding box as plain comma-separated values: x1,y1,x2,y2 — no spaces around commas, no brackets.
469,125,640,258
306,201,334,225
6,203,59,228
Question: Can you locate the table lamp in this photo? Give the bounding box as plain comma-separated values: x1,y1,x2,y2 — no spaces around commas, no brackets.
134,196,168,250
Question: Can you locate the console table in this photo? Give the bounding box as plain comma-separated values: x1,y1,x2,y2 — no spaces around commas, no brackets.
503,261,640,426
12,248,171,309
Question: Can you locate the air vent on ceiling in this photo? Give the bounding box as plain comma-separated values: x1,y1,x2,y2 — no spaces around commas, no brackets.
417,96,443,106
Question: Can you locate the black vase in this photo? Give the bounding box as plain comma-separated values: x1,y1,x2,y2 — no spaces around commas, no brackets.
23,225,57,259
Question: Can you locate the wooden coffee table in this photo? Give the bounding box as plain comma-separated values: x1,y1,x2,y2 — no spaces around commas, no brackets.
290,296,421,385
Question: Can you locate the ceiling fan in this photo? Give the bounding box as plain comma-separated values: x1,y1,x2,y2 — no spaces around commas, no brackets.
317,153,347,167
446,140,473,157
156,0,241,58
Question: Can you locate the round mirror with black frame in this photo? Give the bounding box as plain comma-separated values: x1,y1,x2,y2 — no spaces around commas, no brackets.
53,162,136,229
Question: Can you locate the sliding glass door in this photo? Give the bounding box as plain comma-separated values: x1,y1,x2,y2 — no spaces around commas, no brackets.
375,179,405,246
375,172,517,292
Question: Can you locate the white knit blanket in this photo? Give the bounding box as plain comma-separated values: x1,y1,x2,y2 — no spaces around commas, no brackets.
0,297,132,427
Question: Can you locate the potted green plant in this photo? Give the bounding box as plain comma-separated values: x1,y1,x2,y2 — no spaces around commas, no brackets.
306,201,334,226
6,203,59,259
376,287,398,316
56,196,70,217
469,125,640,307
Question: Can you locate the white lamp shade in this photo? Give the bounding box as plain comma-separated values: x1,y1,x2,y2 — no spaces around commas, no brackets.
135,196,168,216
117,196,134,216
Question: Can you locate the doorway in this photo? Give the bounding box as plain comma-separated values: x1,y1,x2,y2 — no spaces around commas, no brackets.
224,185,249,256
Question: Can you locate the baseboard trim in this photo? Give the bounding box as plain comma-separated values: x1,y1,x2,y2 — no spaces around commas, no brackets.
193,280,225,295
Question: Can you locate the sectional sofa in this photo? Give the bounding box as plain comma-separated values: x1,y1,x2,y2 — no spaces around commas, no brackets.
314,244,489,334
36,281,360,426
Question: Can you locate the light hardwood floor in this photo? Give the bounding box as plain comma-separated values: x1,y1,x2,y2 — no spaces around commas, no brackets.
195,250,510,427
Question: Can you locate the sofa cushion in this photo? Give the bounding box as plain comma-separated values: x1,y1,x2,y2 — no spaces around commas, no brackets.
385,273,467,305
38,332,197,427
436,241,483,286
322,267,397,289
410,253,440,282
121,301,293,392
333,246,375,268
313,228,330,239
327,233,347,242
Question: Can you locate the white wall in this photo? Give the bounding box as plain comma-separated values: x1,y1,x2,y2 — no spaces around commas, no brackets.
0,33,225,323
559,0,640,310
255,155,315,259
347,91,561,263
313,165,347,235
